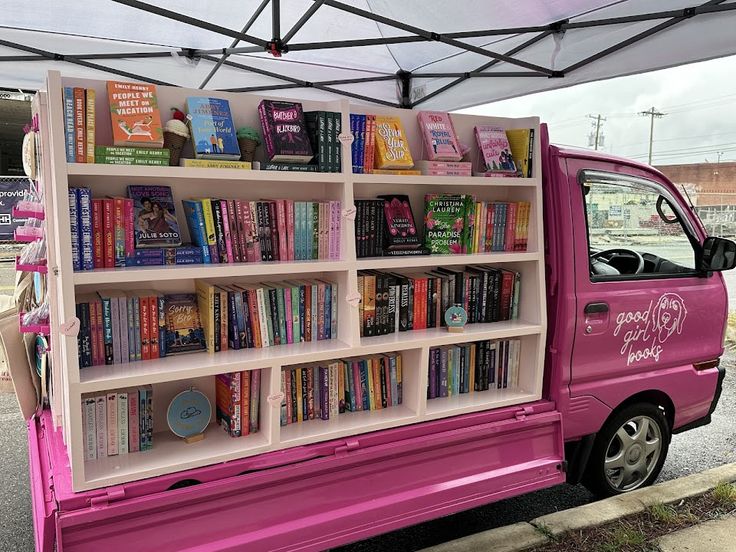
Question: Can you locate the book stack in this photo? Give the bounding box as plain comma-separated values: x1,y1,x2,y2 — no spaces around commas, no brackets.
279,352,402,426
215,369,261,437
304,111,342,172
424,194,530,254
183,198,342,263
62,86,96,163
358,266,520,338
81,386,153,461
76,291,165,367
350,114,375,174
95,146,170,166
195,279,338,353
427,338,521,399
354,199,385,258
414,160,472,177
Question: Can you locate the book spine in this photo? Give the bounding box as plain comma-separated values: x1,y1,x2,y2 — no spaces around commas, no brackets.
319,112,329,172
132,296,141,361
256,287,270,347
85,88,95,163
112,198,125,267
119,296,130,364
101,199,113,268
77,188,93,271
83,397,97,460
250,369,260,433
274,199,287,262
106,392,118,456
200,199,220,263
219,199,234,263
125,297,135,362
91,199,103,268
95,395,107,458
121,198,133,259
148,295,160,358
139,296,150,360
117,391,129,455
211,200,228,263
248,201,261,262
350,114,358,173
63,87,75,162
68,189,81,271
268,201,280,261
73,87,86,163
225,200,241,263
128,390,140,453
157,295,166,358
505,202,517,252
258,102,276,161
334,110,342,172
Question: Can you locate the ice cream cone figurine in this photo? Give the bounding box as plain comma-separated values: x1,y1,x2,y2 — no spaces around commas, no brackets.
163,108,190,166
236,127,261,163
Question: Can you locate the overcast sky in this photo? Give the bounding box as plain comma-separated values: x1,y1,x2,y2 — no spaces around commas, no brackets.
459,55,736,167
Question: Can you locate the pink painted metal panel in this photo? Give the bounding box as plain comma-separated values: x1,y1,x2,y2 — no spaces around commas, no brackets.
27,414,56,552
32,406,563,551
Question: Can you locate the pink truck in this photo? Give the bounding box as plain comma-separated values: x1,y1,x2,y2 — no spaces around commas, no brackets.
28,124,735,551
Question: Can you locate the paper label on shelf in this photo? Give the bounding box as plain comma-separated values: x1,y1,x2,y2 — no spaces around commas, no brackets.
346,291,361,307
267,392,285,406
338,133,354,145
59,316,80,337
342,206,357,221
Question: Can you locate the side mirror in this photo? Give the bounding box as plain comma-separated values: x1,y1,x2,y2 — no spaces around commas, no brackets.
700,237,736,272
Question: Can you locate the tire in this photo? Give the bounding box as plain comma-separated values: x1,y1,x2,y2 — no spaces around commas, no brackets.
583,402,671,498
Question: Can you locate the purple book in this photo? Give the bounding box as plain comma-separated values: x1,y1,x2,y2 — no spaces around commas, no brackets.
428,347,437,399
319,365,330,420
258,100,314,163
439,346,448,398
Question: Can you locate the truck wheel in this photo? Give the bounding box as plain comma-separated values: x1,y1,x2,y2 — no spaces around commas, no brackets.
583,402,670,498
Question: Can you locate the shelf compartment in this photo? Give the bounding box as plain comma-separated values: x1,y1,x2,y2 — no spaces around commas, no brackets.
77,339,353,393
356,251,539,270
83,423,271,488
73,259,351,285
352,173,540,188
424,387,540,421
358,321,542,354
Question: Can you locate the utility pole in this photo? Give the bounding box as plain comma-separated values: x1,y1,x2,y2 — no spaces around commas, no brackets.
587,114,606,150
639,106,665,165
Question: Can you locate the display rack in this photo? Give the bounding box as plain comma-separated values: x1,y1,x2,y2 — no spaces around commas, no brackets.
40,70,546,491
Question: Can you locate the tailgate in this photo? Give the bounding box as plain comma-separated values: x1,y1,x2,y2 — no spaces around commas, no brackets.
55,405,565,552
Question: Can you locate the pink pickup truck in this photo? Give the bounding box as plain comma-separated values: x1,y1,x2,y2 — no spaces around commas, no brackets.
28,124,735,551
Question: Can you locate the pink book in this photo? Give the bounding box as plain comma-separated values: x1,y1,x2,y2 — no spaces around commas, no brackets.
250,369,260,433
219,199,235,263
88,301,99,366
505,202,518,252
417,111,463,161
318,202,327,260
276,199,288,261
247,201,261,262
128,389,140,453
92,199,104,269
123,198,135,259
424,170,472,176
475,125,517,173
329,200,340,260
284,286,293,344
285,199,295,261
366,115,376,173
234,200,248,262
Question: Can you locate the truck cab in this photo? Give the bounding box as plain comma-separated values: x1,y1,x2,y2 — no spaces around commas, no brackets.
28,125,735,552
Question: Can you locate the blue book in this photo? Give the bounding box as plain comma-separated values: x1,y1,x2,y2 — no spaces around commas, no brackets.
322,282,332,340
358,115,366,173
77,187,94,271
68,188,81,271
181,199,211,263
347,362,357,412
63,87,75,163
439,347,448,398
186,97,240,160
350,114,358,173
232,287,246,350
275,287,287,345
359,360,370,410
310,281,318,342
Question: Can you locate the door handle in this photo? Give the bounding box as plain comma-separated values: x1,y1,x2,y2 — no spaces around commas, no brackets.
584,302,609,314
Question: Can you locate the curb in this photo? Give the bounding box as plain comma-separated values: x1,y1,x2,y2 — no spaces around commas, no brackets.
419,462,736,552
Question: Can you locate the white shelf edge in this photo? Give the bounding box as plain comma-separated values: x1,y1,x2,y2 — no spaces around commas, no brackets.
355,251,540,270
76,339,353,393
66,163,345,183
73,260,351,285
423,388,542,421
352,173,541,187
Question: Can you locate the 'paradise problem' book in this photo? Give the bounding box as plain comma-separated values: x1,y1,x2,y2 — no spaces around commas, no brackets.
107,81,164,147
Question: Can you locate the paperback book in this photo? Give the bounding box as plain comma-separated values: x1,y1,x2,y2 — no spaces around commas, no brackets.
163,294,206,355
258,100,313,163
374,116,414,170
475,125,516,174
186,97,240,160
107,81,164,147
127,185,182,248
417,111,462,161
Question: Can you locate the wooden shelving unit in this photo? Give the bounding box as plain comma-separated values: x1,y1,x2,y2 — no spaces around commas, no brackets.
40,70,546,491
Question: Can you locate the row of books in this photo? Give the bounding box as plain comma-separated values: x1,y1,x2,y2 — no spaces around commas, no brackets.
195,278,338,353
427,338,521,399
183,197,342,264
75,291,204,368
81,386,153,461
425,195,531,254
357,265,520,337
279,352,403,426
62,87,96,163
215,370,262,437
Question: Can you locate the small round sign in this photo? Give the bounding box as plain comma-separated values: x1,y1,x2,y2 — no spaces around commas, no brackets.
167,388,211,439
445,304,468,330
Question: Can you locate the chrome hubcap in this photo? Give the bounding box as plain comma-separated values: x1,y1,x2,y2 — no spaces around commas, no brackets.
604,415,662,492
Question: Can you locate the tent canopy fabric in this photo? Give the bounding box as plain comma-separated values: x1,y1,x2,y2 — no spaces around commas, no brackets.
1,0,736,111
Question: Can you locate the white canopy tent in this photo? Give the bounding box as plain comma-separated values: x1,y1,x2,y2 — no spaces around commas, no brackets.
1,0,735,111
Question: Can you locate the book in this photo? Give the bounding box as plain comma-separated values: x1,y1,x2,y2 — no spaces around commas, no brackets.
378,194,421,251
163,294,206,355
216,372,242,437
94,156,169,166
475,125,516,173
77,188,93,270
258,100,313,163
505,128,534,178
179,159,251,169
68,189,81,271
82,396,97,460
107,80,164,147
85,89,95,164
417,111,462,161
374,116,413,169
73,87,86,163
63,87,75,162
95,146,170,158
424,194,467,254
127,185,182,247
186,97,240,160
414,160,472,175
260,162,318,172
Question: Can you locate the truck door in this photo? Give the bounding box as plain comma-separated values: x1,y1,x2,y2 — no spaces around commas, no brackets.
566,161,726,408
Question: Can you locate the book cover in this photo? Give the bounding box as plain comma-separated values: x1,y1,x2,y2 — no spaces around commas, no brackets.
181,199,211,263
378,194,420,250
424,194,466,254
127,185,182,247
417,111,462,161
475,125,517,173
185,97,240,160
73,87,86,163
505,128,534,178
374,116,413,169
107,80,164,147
258,100,313,163
163,294,206,355
85,89,95,163
63,87,75,162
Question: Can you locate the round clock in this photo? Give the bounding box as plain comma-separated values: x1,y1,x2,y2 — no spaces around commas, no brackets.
167,388,211,440
444,304,468,332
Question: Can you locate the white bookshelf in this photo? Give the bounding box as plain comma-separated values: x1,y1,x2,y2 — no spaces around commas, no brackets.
40,70,547,491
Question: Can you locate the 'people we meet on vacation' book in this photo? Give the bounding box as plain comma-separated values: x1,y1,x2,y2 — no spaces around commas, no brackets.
107,81,164,147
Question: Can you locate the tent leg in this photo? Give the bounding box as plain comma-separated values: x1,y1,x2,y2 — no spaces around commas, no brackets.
398,71,412,109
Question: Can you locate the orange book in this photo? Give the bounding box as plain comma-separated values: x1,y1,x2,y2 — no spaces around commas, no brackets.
374,116,413,170
107,81,164,147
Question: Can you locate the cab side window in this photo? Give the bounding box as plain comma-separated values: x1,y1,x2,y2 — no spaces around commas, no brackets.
581,171,697,280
